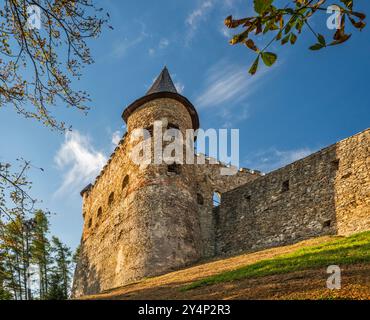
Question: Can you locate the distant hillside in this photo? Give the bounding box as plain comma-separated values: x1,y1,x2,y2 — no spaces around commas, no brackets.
81,232,370,300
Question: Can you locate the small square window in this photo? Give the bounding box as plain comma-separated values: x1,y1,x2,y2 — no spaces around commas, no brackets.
332,159,340,171
168,163,181,175
323,220,331,228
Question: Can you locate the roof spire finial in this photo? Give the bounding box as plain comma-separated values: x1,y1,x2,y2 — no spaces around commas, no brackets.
146,66,177,95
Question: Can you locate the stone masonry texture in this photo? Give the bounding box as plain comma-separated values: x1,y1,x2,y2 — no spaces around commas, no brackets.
215,129,370,255
72,91,370,297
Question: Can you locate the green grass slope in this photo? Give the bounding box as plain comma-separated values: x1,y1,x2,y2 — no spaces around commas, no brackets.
183,231,370,291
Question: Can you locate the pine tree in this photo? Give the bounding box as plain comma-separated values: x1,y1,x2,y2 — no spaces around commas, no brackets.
49,237,72,300
45,270,66,300
31,210,51,299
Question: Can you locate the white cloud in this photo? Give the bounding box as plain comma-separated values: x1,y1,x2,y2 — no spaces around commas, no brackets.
244,147,315,173
185,1,214,43
111,130,122,146
159,38,170,49
195,59,268,109
54,131,107,197
174,82,185,94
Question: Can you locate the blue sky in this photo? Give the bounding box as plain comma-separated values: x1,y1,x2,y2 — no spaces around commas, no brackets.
1,0,369,250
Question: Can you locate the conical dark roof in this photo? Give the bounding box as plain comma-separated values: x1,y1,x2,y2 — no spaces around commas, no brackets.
146,67,177,95
122,67,199,130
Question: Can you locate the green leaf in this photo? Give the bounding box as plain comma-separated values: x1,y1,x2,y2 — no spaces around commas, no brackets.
245,39,259,52
309,43,325,50
229,30,249,45
329,34,352,46
261,52,277,67
317,34,326,46
281,34,290,45
340,0,353,10
254,0,273,15
276,30,283,40
249,55,260,75
290,33,297,45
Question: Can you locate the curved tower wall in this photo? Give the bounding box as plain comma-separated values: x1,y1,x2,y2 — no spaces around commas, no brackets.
123,97,202,281
72,97,202,297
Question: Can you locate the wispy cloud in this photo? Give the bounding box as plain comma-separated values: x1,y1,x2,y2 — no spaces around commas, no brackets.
220,104,249,128
54,131,107,197
185,1,214,43
148,38,170,56
244,147,316,173
175,82,185,94
220,25,233,39
195,59,268,109
112,22,148,59
159,38,170,49
111,130,122,146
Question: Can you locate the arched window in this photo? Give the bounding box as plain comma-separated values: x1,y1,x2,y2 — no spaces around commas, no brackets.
122,175,129,190
197,193,204,205
213,192,221,207
108,192,114,206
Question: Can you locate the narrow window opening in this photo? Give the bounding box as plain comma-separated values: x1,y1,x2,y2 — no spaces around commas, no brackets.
246,195,251,202
282,180,290,192
144,125,154,138
197,193,204,205
108,192,114,206
88,218,92,228
122,175,129,190
97,207,102,219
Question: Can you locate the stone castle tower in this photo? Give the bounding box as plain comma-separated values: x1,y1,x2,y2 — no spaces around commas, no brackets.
72,68,258,297
72,68,370,297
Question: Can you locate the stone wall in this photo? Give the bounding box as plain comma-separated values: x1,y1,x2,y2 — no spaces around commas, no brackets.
215,128,370,256
334,129,370,235
71,97,260,297
193,160,260,257
72,97,369,298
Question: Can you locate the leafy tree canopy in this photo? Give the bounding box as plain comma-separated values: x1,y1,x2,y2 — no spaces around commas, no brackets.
0,0,109,130
225,0,366,74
